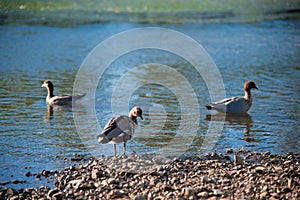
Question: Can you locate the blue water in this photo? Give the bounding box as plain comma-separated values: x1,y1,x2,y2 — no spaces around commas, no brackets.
0,20,299,189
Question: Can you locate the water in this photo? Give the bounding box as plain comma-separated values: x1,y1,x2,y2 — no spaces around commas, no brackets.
0,20,299,189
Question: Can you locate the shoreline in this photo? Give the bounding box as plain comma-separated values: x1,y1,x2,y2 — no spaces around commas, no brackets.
1,149,299,199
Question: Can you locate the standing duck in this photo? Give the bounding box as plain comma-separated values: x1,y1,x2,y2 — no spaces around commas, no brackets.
98,107,143,156
41,80,85,106
206,81,258,114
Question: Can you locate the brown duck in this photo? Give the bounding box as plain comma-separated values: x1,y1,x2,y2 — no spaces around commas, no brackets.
206,81,258,114
98,107,143,156
41,80,85,106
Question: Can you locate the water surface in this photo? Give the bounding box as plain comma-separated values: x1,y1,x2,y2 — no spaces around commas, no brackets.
0,20,299,189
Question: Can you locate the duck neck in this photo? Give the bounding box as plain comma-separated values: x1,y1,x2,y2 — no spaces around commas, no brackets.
244,89,251,100
47,86,54,98
129,115,138,124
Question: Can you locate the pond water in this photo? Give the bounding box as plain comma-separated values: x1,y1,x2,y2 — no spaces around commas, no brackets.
0,20,299,189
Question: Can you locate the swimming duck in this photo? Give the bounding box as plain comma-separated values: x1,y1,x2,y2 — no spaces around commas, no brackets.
206,81,258,114
98,107,143,156
41,80,85,106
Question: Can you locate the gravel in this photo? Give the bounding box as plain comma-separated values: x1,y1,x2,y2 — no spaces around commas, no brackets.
1,149,299,199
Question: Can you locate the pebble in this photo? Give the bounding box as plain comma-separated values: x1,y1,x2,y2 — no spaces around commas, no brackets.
234,155,244,165
198,191,209,198
255,166,266,173
213,189,223,196
225,148,234,154
0,150,299,199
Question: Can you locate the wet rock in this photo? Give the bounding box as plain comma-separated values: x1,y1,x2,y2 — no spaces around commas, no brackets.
0,181,9,185
42,170,50,177
225,148,234,154
12,180,20,184
25,171,32,177
6,188,17,197
35,173,41,179
234,155,244,165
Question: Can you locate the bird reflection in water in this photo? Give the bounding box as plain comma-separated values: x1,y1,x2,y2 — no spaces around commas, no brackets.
205,113,260,143
43,105,73,123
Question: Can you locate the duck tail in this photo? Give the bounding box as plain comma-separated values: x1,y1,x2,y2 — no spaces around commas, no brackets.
205,104,213,110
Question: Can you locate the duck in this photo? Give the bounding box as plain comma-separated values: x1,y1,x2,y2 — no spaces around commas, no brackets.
206,81,258,114
41,80,85,106
98,107,143,156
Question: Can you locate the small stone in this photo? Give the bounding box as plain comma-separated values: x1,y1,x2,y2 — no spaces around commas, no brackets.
226,148,234,154
260,191,269,199
108,190,125,198
47,188,60,198
71,157,83,162
201,176,211,183
35,173,41,179
12,180,20,184
52,192,63,200
198,191,208,198
263,151,271,156
10,196,19,200
133,195,145,200
236,147,246,153
107,177,116,184
0,181,9,185
25,171,31,177
281,187,291,193
213,189,223,196
234,155,244,165
42,170,50,177
91,169,99,179
208,169,215,175
271,192,280,198
255,166,265,174
287,178,292,188
211,150,217,157
6,188,17,196
183,187,196,200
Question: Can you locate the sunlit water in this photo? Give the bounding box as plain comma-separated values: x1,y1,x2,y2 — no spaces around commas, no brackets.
0,20,299,189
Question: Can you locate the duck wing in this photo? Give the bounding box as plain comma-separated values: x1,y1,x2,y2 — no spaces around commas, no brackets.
98,116,136,144
48,95,72,106
225,97,249,114
48,93,85,106
206,97,241,113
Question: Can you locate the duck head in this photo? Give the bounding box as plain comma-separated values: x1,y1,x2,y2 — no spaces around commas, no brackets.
42,80,54,89
244,81,258,92
129,106,143,120
42,80,54,97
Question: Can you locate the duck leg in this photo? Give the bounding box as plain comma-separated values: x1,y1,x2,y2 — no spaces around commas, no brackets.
123,142,126,155
113,144,117,156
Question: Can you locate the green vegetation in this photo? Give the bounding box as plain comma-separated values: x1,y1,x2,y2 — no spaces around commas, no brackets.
0,0,299,25
1,0,300,12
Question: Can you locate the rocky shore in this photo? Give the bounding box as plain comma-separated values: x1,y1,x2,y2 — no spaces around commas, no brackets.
1,149,299,200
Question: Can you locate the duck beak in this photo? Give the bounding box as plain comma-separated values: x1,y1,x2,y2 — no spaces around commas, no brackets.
140,115,143,120
255,86,258,90
41,83,46,88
